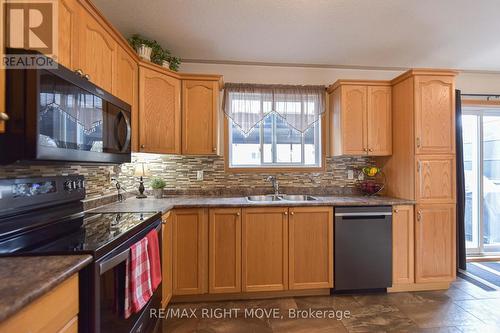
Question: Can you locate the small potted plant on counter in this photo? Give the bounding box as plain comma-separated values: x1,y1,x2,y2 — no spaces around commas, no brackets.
150,177,166,199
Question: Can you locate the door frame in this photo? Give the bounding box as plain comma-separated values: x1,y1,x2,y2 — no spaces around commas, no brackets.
462,103,500,255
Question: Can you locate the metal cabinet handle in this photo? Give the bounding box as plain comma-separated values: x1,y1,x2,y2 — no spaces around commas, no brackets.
0,112,9,121
417,210,422,221
236,212,240,216
416,137,421,148
83,74,90,81
368,148,373,152
140,144,145,149
290,211,294,215
74,69,84,76
212,147,217,152
284,211,288,215
417,161,421,173
393,209,399,213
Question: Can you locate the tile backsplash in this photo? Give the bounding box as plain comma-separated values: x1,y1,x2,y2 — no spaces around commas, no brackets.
0,153,373,199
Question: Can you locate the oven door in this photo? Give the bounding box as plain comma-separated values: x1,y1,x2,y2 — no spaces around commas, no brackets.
97,221,162,333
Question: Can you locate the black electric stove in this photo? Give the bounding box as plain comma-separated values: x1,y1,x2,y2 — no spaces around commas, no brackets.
0,176,162,333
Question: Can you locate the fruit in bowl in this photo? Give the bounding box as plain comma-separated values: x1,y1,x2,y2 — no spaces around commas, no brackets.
359,180,383,195
362,166,380,177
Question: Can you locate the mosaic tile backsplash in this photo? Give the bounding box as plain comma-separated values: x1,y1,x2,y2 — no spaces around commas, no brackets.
0,153,373,200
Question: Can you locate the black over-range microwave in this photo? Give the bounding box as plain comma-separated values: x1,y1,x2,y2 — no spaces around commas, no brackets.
0,51,132,164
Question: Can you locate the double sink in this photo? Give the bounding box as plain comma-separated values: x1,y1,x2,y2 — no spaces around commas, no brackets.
247,194,318,202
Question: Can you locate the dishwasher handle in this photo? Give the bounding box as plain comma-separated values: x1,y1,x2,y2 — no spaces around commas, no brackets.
335,212,392,217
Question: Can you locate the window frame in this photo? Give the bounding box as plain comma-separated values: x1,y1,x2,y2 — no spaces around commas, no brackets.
223,114,327,173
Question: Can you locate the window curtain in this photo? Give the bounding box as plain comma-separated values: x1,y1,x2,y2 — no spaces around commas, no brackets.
222,83,326,134
456,89,467,271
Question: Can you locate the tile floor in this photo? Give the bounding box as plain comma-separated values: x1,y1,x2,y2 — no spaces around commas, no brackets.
160,278,500,332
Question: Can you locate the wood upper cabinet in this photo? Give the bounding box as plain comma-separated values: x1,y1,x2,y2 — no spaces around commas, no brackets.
138,65,181,154
161,212,173,308
329,81,392,156
416,155,456,204
391,205,414,286
172,208,208,295
339,85,367,155
414,76,455,154
367,86,392,155
209,208,242,294
58,0,80,70
289,207,333,290
114,46,139,151
415,204,456,283
77,5,117,92
182,80,219,155
242,207,288,292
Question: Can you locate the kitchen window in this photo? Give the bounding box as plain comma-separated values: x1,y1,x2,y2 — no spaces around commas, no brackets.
223,83,325,169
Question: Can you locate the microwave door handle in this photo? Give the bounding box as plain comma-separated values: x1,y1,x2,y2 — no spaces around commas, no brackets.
99,248,130,275
113,110,131,153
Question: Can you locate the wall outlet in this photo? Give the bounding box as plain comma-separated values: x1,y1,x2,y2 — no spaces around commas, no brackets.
347,169,354,180
196,170,204,181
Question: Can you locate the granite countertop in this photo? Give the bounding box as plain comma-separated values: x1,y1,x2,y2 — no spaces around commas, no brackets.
0,255,92,323
90,195,415,214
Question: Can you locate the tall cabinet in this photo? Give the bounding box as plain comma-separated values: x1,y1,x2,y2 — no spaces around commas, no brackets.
380,70,457,291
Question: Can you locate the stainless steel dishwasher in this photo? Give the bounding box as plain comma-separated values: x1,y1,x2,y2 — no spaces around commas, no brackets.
334,206,392,291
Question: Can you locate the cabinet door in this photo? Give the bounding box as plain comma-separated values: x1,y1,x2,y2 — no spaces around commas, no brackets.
114,46,138,151
209,208,241,294
367,86,392,156
242,207,288,292
415,204,456,283
416,155,455,203
414,76,455,154
289,207,333,290
392,205,414,285
58,0,80,70
161,212,173,308
77,7,116,92
172,208,208,295
341,85,367,155
138,66,181,154
181,80,218,155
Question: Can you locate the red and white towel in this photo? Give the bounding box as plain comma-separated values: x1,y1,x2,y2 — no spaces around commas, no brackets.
124,231,162,319
124,237,153,319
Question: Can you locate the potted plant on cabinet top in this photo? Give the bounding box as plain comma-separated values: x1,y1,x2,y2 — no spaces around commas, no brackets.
150,177,166,199
127,34,181,71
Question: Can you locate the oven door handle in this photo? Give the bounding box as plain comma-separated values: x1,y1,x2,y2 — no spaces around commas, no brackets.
99,248,130,275
98,221,162,275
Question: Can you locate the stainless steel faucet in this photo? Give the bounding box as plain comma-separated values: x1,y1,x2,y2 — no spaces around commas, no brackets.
266,176,279,197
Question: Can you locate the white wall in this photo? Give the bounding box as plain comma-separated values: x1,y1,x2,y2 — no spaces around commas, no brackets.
181,62,500,94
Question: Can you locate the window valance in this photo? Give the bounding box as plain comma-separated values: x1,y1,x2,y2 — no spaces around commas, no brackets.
222,83,326,134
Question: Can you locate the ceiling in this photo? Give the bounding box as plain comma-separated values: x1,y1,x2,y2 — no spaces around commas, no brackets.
93,0,500,71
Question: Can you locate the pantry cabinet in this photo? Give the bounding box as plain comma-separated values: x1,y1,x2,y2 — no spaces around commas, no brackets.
242,207,289,292
208,208,242,294
415,204,456,283
172,208,208,295
414,76,455,155
138,65,181,154
161,212,173,308
182,79,220,155
288,207,333,290
328,81,392,156
391,205,414,286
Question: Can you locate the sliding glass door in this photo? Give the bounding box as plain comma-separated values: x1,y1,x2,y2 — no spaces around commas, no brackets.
463,108,500,255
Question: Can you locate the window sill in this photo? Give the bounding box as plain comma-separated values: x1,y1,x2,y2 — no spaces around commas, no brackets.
224,165,325,173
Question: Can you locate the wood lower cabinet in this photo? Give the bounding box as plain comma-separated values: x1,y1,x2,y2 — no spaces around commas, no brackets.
0,274,79,333
414,76,455,155
162,212,173,308
391,205,415,286
289,207,333,290
138,65,181,154
242,207,288,292
172,208,208,295
416,155,456,204
209,208,242,293
77,5,117,92
415,204,456,283
182,80,219,155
